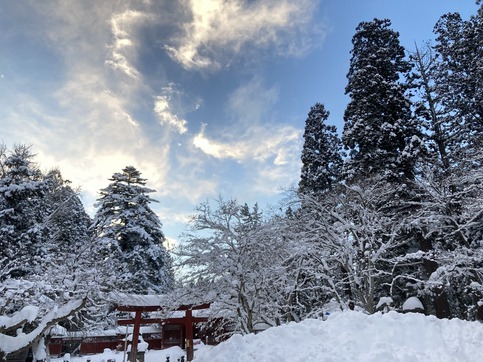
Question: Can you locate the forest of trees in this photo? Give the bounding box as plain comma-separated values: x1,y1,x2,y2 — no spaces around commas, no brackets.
0,151,173,356
1,3,482,358
175,5,483,331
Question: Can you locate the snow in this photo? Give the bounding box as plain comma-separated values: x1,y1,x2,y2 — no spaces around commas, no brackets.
108,293,167,308
0,299,84,354
402,296,424,311
49,311,483,362
376,296,393,310
194,311,483,362
51,346,186,362
0,305,39,329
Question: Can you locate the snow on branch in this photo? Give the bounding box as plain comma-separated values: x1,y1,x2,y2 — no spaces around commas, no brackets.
0,306,39,331
0,298,85,354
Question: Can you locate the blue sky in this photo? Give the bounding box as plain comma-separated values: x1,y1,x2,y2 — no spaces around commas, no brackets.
0,0,478,245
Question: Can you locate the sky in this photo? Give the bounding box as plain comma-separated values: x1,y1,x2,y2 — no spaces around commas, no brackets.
0,0,479,245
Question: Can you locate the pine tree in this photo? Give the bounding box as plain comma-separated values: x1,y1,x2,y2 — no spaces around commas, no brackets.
299,103,343,195
342,19,421,182
92,166,174,294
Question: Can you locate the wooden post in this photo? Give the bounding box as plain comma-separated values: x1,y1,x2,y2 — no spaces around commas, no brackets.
130,311,142,362
185,309,194,361
116,302,210,362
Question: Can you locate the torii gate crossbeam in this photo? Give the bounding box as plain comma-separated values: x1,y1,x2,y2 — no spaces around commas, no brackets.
117,303,210,362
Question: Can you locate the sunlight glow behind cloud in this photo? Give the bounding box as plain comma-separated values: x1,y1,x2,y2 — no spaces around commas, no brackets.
0,0,325,240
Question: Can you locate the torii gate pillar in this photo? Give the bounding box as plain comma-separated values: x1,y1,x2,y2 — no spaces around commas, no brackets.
117,303,210,362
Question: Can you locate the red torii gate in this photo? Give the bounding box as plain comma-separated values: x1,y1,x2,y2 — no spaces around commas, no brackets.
117,302,211,362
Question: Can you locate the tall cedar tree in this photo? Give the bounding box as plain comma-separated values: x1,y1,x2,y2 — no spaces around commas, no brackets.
409,43,452,171
92,166,174,294
0,145,47,281
342,19,420,182
0,145,93,352
299,103,343,195
433,5,483,162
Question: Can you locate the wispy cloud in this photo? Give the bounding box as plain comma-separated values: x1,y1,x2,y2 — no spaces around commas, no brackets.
191,78,302,195
106,10,151,79
193,124,244,159
0,1,172,203
166,0,320,70
153,84,189,134
0,0,313,239
193,123,300,164
193,78,300,162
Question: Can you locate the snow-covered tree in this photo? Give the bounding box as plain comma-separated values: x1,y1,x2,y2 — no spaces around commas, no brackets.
408,43,452,172
0,145,93,357
343,19,421,182
299,103,343,195
290,177,417,314
405,5,483,318
407,157,483,320
175,198,289,334
0,144,47,282
37,169,97,329
433,5,483,144
0,299,85,360
92,166,174,295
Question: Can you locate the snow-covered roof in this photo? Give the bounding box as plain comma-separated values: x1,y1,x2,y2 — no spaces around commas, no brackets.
51,325,162,338
108,292,168,307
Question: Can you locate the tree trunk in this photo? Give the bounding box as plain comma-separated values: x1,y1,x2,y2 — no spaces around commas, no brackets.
418,234,451,318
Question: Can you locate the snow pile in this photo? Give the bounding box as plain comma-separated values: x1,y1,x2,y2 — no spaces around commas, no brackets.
402,296,424,311
194,311,483,362
51,346,186,362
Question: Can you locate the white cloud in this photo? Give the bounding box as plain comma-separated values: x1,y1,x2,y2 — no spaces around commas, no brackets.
192,78,300,164
105,10,145,78
153,85,189,134
0,1,175,209
228,78,279,126
193,124,244,159
189,77,303,200
0,0,309,240
166,0,320,70
193,123,300,164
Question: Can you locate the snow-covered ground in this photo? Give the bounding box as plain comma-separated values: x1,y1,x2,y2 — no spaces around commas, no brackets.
53,311,483,362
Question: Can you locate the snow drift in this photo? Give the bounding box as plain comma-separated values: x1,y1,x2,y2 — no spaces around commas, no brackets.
194,311,483,362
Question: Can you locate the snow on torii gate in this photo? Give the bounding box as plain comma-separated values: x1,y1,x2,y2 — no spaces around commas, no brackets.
116,299,210,362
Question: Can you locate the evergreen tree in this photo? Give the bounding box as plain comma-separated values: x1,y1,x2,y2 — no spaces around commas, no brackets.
38,169,95,328
434,5,483,147
0,145,47,281
299,103,343,195
409,43,451,172
404,5,483,319
92,166,174,294
0,145,93,356
342,19,421,182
